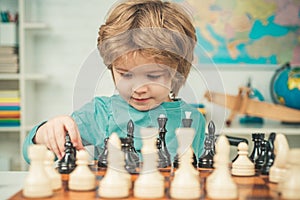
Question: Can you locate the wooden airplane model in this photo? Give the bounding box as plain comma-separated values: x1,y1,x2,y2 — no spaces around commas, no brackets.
204,87,300,126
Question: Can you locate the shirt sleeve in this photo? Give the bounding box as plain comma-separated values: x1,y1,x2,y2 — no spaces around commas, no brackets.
22,121,47,163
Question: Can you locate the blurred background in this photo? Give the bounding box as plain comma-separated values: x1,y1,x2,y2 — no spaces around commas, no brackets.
0,0,299,170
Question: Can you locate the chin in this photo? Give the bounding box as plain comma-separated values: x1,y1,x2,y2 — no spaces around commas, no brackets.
130,103,160,111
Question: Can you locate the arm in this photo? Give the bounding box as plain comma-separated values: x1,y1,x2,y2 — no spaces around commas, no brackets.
22,116,84,163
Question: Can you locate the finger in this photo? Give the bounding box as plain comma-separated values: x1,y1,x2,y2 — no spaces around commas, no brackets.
46,126,62,159
64,118,83,149
54,122,67,158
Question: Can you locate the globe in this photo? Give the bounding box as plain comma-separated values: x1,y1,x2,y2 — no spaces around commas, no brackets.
270,63,300,110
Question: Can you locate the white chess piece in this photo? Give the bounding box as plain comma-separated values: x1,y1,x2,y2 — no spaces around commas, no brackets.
170,127,201,199
98,133,131,198
44,150,62,190
232,142,255,176
23,145,53,198
134,127,164,199
280,148,300,199
206,135,238,199
69,150,96,191
269,133,289,183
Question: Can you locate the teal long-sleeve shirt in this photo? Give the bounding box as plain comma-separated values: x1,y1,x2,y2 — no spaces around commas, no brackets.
23,95,206,163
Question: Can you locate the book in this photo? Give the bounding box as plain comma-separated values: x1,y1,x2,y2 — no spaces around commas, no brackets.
0,97,20,103
0,47,17,54
0,54,18,64
0,118,20,126
0,90,19,98
0,111,20,118
0,106,20,110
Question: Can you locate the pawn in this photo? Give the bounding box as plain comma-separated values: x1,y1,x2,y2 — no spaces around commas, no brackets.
232,142,255,176
98,133,131,198
44,150,62,190
269,133,289,183
206,135,238,199
23,145,53,198
280,148,300,199
69,150,96,191
134,127,164,199
170,128,200,199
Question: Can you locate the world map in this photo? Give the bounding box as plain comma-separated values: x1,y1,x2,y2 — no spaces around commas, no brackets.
173,0,300,65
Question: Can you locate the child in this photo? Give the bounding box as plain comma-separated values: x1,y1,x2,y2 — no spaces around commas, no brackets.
23,0,206,163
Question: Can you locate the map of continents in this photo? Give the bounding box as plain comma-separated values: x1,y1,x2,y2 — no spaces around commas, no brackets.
173,0,300,65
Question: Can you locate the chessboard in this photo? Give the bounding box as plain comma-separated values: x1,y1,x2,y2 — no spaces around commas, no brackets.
9,167,280,200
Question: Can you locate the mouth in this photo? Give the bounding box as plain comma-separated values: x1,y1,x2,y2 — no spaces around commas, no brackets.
131,97,151,103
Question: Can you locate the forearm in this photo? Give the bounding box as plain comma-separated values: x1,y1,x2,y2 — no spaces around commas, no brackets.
22,121,47,163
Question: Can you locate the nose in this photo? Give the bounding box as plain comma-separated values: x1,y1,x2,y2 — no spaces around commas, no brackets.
133,84,148,95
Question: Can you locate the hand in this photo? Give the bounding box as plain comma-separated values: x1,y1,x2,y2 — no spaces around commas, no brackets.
34,115,84,159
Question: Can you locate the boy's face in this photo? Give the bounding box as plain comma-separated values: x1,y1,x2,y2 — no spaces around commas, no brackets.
112,53,173,111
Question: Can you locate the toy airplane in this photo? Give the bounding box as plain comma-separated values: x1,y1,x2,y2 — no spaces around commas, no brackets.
204,87,300,126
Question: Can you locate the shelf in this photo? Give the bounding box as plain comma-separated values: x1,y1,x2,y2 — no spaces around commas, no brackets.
220,119,300,135
0,74,20,80
23,22,48,30
0,127,21,132
0,73,48,81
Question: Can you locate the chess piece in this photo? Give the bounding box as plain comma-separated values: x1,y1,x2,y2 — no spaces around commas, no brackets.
206,135,238,199
269,133,289,183
98,137,109,168
58,134,76,174
44,150,62,190
198,121,215,168
232,142,255,176
134,127,164,199
98,133,131,198
280,148,300,200
249,133,264,164
255,139,268,171
69,150,96,191
23,145,53,198
121,120,140,173
157,114,171,168
261,132,276,175
126,119,140,166
170,127,200,199
173,111,197,168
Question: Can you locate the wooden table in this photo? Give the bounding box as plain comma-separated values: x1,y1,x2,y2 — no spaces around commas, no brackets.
10,167,281,200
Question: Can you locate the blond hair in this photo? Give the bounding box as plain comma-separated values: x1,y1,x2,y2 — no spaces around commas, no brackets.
98,0,197,95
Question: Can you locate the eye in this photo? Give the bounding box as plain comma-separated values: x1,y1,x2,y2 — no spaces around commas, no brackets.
120,72,133,79
147,74,162,80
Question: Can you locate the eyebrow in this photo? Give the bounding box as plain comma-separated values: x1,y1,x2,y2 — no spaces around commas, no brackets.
114,67,167,74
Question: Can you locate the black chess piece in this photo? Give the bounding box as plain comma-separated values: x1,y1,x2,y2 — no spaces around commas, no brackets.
255,139,268,170
58,133,77,174
120,120,140,173
261,132,276,175
97,137,109,168
249,133,264,162
198,121,215,168
157,114,171,168
127,119,140,165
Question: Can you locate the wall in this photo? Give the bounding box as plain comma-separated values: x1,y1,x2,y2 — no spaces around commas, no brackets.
31,0,279,122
